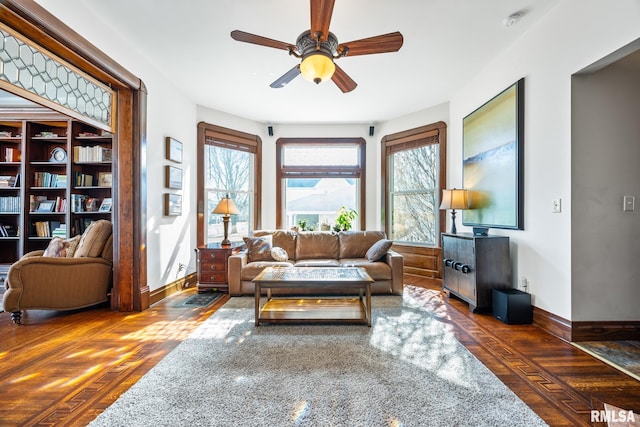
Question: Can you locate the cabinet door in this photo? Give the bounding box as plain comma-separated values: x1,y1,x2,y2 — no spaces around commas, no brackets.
455,239,476,302
442,235,458,293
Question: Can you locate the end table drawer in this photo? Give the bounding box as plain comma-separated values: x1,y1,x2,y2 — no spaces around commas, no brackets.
201,251,225,261
201,262,226,272
200,272,226,283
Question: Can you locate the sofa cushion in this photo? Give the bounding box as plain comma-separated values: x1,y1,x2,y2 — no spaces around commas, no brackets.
366,239,393,262
294,259,341,268
339,231,387,259
296,231,339,260
43,235,81,258
74,220,112,258
338,259,392,281
241,261,294,280
271,247,288,262
243,235,273,262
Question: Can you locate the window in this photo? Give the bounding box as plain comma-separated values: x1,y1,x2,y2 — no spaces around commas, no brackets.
382,122,447,246
276,138,365,231
197,123,261,244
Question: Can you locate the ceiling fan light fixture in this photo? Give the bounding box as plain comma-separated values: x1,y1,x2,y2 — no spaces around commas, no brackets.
300,52,335,84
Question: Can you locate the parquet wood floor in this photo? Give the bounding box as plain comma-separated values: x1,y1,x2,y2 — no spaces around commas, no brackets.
0,277,638,426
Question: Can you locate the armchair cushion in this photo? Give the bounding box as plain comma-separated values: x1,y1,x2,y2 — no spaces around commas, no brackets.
43,235,81,258
74,220,112,258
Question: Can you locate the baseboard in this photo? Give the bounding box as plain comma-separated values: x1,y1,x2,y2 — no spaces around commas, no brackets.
571,320,640,342
532,306,640,342
149,272,197,306
532,306,572,343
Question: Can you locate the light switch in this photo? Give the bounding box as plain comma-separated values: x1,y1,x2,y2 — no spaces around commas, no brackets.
623,196,635,211
552,198,561,213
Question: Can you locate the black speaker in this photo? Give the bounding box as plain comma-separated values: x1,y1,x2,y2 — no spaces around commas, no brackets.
492,288,532,325
369,126,374,136
268,126,273,137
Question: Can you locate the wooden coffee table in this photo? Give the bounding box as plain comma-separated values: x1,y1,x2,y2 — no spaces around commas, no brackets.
252,267,374,326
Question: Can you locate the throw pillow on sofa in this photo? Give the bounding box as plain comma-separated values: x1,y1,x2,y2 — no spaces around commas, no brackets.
366,239,393,262
243,235,273,262
270,246,289,262
43,235,81,258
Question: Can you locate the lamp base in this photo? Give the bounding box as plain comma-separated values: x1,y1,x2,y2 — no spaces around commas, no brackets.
450,209,458,234
222,215,231,246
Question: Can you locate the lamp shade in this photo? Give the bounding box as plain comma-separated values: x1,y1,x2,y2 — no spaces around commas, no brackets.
300,52,336,84
212,195,239,215
439,189,469,210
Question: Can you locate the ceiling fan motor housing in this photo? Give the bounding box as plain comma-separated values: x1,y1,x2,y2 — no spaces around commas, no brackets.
296,31,339,84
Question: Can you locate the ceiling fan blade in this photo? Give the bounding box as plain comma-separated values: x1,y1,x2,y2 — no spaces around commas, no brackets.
270,65,301,88
338,32,404,57
310,0,335,41
231,30,294,51
331,63,357,93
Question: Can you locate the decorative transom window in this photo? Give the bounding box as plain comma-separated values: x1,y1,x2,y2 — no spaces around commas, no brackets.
0,23,113,129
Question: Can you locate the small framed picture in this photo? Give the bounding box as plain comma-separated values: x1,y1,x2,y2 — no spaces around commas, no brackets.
166,137,183,163
35,200,55,212
98,172,112,187
165,165,182,189
164,193,182,216
99,197,112,212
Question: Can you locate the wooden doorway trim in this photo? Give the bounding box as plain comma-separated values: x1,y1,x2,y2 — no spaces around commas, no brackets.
0,0,148,311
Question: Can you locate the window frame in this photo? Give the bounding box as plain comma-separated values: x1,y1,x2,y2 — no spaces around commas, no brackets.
197,122,262,245
381,122,447,247
276,138,366,230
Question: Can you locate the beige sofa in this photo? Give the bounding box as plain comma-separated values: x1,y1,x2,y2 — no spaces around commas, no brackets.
228,230,403,296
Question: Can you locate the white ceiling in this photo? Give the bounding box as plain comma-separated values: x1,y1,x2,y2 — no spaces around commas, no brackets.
37,0,560,124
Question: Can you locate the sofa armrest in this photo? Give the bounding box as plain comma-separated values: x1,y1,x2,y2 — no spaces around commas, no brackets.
385,250,404,295
228,251,248,296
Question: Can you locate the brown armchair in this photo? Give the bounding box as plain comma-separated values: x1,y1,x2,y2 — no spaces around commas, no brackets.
2,220,113,324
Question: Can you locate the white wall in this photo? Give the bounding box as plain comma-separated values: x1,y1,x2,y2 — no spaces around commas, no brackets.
447,0,640,320
34,0,640,321
35,0,198,291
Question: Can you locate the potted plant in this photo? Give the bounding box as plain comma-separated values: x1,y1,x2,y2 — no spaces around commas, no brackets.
333,207,358,232
297,219,308,231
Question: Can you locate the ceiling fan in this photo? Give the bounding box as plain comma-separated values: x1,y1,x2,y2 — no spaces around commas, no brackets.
230,0,403,93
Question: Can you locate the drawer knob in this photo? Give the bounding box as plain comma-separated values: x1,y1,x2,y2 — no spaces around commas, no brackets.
209,265,217,270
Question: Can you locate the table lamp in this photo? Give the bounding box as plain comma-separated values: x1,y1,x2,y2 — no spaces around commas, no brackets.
212,194,239,245
439,188,469,234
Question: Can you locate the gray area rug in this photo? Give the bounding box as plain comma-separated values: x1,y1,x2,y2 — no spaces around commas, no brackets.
89,293,547,427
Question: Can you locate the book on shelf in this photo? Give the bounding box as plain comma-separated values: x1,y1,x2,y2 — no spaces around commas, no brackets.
34,172,65,187
71,194,87,212
73,145,112,162
73,172,94,186
33,220,61,237
0,196,20,212
54,196,67,213
4,147,21,162
51,223,67,238
0,224,19,237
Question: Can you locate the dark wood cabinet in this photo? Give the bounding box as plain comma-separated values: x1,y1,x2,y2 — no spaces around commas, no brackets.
195,242,244,293
441,233,511,312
